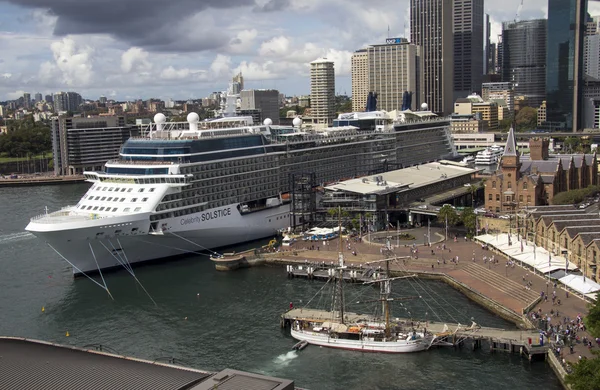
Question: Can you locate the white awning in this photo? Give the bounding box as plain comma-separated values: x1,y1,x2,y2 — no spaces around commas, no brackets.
475,233,578,273
558,274,600,295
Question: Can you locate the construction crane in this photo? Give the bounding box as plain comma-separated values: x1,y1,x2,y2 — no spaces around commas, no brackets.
515,0,523,22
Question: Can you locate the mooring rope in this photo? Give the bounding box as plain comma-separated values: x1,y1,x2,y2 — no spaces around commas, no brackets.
46,242,113,300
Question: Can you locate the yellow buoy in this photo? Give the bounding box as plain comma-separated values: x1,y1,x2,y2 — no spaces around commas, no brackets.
41,306,45,312
65,331,70,337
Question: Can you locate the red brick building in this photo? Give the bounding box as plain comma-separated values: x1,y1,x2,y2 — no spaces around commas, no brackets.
485,128,597,213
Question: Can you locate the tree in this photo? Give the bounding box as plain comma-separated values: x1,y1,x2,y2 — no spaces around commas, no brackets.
498,115,514,131
565,351,600,390
552,185,600,205
585,298,600,339
461,207,477,235
515,107,537,132
437,205,459,226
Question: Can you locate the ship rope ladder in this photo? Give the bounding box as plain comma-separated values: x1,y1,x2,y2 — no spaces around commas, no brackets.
46,242,114,300
98,240,157,306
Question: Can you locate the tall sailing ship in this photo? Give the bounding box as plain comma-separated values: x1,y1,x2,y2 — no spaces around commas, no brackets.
26,94,456,275
287,252,435,353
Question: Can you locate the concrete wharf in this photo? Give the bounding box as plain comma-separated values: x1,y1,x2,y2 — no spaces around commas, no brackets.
281,308,548,360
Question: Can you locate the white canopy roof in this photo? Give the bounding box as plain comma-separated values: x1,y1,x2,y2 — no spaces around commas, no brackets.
558,274,600,295
475,233,578,273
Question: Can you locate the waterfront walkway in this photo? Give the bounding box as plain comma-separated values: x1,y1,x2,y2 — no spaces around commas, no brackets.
264,228,596,364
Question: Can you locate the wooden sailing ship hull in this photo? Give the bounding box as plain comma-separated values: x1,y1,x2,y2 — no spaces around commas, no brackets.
290,328,431,353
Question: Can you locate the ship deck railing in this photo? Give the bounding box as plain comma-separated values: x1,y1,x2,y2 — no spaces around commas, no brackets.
130,128,397,145
30,207,112,224
106,160,176,166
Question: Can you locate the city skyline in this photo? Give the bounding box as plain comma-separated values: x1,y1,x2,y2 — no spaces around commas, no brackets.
1,0,600,102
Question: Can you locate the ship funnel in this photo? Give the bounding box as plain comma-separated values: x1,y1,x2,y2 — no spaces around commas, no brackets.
187,112,199,131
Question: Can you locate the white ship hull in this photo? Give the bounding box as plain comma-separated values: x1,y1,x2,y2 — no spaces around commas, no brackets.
26,203,290,275
290,328,431,353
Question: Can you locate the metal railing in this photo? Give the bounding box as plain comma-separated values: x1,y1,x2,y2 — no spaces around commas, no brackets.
30,206,111,224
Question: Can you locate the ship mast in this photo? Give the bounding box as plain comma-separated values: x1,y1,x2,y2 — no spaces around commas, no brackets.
383,258,391,337
336,207,345,324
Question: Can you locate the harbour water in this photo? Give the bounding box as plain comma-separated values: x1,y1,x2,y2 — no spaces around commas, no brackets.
0,184,562,389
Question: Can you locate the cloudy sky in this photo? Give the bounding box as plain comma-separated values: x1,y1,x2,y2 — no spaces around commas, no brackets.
0,0,599,102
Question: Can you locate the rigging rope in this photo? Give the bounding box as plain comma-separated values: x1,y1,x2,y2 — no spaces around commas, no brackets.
391,260,466,324
46,243,113,299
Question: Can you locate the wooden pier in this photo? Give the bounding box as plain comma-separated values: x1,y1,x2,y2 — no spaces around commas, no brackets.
281,308,548,361
284,263,384,283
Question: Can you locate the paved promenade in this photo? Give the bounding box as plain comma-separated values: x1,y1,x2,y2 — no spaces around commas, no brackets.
266,228,596,364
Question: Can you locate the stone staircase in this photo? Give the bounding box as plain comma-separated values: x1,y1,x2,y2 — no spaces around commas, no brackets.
461,262,539,307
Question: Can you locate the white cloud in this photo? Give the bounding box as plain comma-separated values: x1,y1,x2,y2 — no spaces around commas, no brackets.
0,0,565,100
358,8,398,33
160,66,207,80
210,54,232,78
121,47,152,73
259,36,290,57
6,90,26,100
38,37,94,87
228,29,258,54
323,48,353,76
234,60,282,80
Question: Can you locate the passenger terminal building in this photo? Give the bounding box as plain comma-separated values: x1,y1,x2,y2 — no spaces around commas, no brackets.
318,161,478,227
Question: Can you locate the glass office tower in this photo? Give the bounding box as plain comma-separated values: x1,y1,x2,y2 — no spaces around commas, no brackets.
546,0,587,131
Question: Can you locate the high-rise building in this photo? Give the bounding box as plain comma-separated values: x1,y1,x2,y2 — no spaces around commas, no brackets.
53,91,83,113
496,35,504,76
310,58,335,126
23,93,31,109
585,34,600,80
482,82,514,112
587,15,600,36
546,0,587,131
99,96,107,104
488,43,497,74
410,0,454,115
233,72,244,91
484,14,491,75
45,95,53,104
365,39,421,111
453,0,484,99
51,116,135,175
240,89,280,125
502,19,547,109
34,93,42,103
351,49,369,112
0,105,4,118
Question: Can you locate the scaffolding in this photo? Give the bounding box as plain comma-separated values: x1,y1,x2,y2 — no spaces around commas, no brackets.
290,172,316,232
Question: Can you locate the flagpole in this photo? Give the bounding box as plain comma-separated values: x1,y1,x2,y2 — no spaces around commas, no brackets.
427,219,431,246
445,215,448,241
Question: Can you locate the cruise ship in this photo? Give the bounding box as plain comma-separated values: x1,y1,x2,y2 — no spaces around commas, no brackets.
26,107,456,275
474,145,503,165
